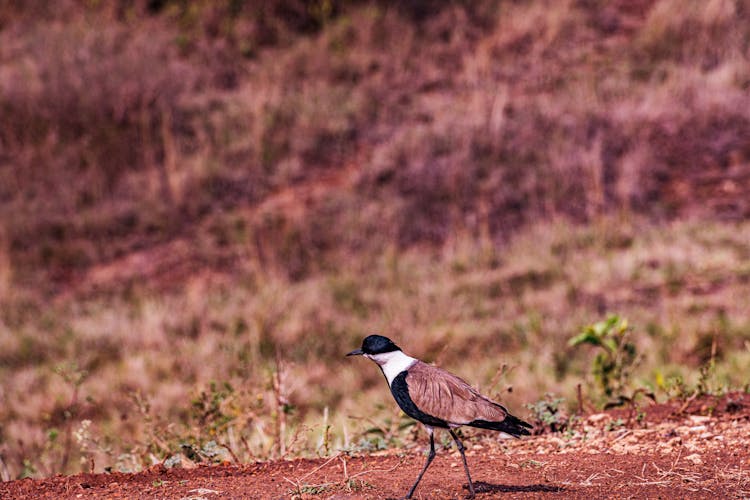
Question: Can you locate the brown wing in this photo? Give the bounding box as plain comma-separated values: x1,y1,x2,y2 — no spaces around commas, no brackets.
405,361,510,425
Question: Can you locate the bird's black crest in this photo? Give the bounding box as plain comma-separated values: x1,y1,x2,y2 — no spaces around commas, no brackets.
360,335,401,355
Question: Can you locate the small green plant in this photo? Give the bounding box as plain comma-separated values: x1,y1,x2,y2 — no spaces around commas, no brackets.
345,477,373,492
657,339,724,414
346,412,415,453
525,394,570,433
297,483,330,495
569,315,641,407
661,374,691,400
20,459,37,479
604,418,625,432
695,336,723,397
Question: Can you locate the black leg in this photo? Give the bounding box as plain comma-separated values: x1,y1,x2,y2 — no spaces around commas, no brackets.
406,430,436,499
449,429,475,498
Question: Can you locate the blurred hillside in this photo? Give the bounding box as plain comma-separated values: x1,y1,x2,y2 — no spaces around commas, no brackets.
1,0,749,295
1,0,750,480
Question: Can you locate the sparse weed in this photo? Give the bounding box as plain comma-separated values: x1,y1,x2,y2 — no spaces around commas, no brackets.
349,413,416,453
656,336,727,414
289,483,330,497
526,395,574,434
695,337,723,397
661,374,691,401
345,477,374,492
604,418,625,432
19,459,36,480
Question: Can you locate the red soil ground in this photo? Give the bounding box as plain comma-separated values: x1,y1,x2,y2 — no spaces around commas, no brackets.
2,393,749,499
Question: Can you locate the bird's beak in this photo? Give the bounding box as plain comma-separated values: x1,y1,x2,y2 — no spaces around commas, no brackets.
346,348,364,357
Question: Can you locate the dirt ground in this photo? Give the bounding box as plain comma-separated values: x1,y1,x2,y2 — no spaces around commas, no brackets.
3,393,749,499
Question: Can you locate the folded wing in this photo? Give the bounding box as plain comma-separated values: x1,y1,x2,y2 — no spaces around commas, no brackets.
405,361,511,426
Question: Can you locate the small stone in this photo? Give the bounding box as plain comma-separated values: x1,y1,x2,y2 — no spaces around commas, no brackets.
547,437,565,448
588,413,609,423
164,453,197,469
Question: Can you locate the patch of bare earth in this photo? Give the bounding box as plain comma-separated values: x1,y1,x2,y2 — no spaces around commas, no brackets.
2,394,749,499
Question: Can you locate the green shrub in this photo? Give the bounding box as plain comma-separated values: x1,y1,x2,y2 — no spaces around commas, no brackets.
569,315,640,407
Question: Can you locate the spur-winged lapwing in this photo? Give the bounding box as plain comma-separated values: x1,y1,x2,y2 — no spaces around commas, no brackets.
347,334,532,498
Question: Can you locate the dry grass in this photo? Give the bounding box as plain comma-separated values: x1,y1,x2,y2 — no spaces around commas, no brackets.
1,0,750,479
1,0,748,287
1,218,750,477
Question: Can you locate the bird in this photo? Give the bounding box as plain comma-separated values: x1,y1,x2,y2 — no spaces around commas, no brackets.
347,334,532,499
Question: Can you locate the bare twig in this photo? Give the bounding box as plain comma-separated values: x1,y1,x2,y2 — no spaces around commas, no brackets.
611,429,631,443
290,453,341,485
220,443,240,464
272,348,287,458
678,393,699,414
576,383,585,415
283,452,408,495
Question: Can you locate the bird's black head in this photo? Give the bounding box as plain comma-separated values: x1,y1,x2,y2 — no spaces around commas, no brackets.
346,335,401,357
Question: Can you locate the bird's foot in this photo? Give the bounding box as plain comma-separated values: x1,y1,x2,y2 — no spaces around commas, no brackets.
464,482,476,498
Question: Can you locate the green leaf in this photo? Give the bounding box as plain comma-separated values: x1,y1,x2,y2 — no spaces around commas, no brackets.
603,337,618,353
47,428,59,442
568,331,602,347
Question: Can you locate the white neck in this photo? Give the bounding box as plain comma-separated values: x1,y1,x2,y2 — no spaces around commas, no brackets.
365,350,417,386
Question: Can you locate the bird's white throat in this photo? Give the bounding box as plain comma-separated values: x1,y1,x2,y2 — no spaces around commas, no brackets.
365,350,417,386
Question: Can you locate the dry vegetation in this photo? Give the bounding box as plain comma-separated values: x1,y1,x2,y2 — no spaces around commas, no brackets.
0,0,749,480
3,393,750,498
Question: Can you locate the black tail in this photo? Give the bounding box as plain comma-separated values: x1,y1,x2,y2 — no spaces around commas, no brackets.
468,414,533,437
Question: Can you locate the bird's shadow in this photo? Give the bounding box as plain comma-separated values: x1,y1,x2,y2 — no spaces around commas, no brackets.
383,483,564,500
470,481,565,494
